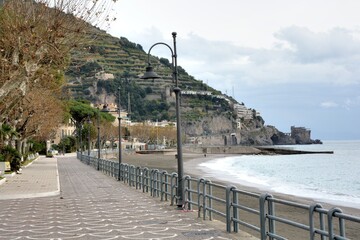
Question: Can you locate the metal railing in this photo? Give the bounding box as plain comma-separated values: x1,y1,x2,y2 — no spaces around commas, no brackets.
77,152,360,239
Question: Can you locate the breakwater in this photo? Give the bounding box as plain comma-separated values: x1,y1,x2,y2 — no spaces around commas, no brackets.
185,145,333,155
256,146,334,154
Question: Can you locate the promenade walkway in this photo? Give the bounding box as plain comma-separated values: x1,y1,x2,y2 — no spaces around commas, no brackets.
0,154,257,239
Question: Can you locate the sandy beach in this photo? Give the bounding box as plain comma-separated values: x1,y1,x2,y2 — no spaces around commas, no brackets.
118,150,360,239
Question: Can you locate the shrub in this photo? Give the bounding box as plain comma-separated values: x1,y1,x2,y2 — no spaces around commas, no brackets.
0,146,21,172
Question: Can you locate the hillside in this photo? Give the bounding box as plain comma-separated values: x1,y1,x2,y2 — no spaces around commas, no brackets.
64,27,317,146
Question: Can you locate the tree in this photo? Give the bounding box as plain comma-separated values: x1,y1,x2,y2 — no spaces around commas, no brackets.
67,99,116,150
0,123,16,148
129,123,176,147
18,89,64,141
0,146,21,172
0,0,117,148
58,136,76,153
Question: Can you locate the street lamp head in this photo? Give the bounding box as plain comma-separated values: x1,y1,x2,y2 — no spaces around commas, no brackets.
140,65,161,79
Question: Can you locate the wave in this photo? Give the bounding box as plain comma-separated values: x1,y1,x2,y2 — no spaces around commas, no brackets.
199,151,360,209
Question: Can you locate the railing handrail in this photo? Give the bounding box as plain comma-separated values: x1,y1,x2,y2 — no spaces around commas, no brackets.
77,152,360,239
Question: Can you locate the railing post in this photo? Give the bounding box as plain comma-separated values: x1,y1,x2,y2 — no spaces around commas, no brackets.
141,167,144,191
160,171,168,201
120,163,124,181
170,173,177,206
145,168,150,193
150,169,157,197
197,178,205,218
123,164,129,183
155,170,160,197
184,175,191,210
164,171,168,201
328,207,344,239
112,162,115,178
226,185,236,233
150,169,154,196
260,193,272,240
309,203,323,240
233,189,239,233
118,163,121,180
206,179,212,220
131,165,136,187
266,195,275,239
202,178,207,220
135,167,141,189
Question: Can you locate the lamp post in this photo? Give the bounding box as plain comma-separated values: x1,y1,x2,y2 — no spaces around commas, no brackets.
97,111,100,170
117,87,122,181
141,32,184,208
87,116,91,157
79,123,83,160
102,87,122,181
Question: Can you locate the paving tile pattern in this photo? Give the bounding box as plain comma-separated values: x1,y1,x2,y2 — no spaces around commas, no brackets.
0,157,59,199
0,156,253,239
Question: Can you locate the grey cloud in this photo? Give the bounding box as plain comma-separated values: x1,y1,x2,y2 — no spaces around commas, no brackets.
274,26,360,63
176,28,360,87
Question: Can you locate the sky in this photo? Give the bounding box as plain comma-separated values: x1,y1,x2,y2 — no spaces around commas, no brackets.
107,0,360,140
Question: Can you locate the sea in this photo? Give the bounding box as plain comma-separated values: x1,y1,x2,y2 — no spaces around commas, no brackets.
198,140,360,209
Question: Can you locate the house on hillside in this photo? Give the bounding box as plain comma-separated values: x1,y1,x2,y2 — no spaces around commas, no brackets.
95,71,114,80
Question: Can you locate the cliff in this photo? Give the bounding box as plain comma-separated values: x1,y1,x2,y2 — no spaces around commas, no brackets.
182,109,320,146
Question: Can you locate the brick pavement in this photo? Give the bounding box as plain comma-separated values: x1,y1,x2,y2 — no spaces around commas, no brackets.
0,154,257,239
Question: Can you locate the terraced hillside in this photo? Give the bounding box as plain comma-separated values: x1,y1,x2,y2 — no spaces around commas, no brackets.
64,27,290,146
64,28,216,102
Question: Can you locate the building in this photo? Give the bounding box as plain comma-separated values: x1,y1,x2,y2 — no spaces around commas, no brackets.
234,104,256,120
51,119,76,145
95,71,114,80
291,126,312,144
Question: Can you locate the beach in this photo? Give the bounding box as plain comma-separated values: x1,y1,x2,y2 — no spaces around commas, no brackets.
118,150,360,239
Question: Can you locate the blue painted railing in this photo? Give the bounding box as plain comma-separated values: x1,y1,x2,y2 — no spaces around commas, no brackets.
77,152,360,240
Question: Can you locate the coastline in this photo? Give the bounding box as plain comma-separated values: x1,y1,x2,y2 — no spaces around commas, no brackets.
186,154,360,210
123,151,360,213
184,153,360,239
122,151,360,239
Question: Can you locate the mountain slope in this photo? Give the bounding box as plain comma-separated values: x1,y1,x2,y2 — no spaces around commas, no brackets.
64,27,316,146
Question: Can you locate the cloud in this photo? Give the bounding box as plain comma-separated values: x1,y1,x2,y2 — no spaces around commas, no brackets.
344,96,360,109
274,27,360,62
127,27,360,88
171,27,360,90
320,96,360,110
321,101,339,108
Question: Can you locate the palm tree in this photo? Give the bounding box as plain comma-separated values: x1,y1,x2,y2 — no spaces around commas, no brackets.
0,123,18,149
0,123,11,148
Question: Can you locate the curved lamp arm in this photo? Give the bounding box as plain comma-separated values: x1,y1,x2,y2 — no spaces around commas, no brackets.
145,32,178,86
147,42,174,64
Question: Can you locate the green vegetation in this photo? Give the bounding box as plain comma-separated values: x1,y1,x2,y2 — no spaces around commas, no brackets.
56,136,77,153
1,146,21,172
96,77,174,121
181,94,232,121
28,140,47,155
64,27,225,123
